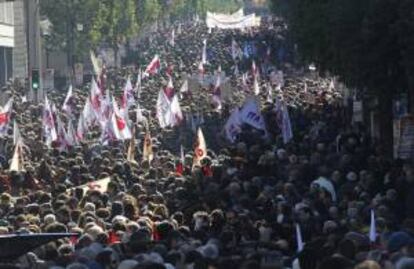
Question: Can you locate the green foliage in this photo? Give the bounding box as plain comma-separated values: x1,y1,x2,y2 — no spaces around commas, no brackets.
40,0,99,61
140,0,162,26
270,0,414,153
41,0,241,62
193,0,241,17
90,0,139,49
270,0,413,95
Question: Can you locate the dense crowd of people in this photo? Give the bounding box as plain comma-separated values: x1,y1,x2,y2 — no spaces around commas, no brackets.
0,14,413,269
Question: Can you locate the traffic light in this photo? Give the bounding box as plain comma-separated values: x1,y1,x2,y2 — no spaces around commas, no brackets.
31,69,39,90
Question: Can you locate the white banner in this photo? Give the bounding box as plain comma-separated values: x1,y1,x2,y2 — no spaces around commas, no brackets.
206,11,261,29
207,9,244,22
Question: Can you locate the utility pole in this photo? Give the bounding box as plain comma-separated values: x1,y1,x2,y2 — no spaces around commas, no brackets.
25,0,30,88
35,0,43,102
36,0,45,102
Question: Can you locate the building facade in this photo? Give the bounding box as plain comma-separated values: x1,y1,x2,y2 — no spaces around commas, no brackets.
0,0,29,87
0,1,14,87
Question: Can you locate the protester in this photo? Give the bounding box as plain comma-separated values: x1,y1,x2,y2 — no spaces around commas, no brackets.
0,14,412,269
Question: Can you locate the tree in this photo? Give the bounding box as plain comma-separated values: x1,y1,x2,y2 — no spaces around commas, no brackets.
139,0,162,26
194,0,241,17
40,0,99,71
397,0,414,113
90,0,139,67
270,0,414,156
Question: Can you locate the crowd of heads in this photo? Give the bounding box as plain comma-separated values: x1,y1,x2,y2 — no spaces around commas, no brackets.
0,14,413,269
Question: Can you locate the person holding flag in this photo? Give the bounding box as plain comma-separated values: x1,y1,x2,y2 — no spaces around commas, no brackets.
143,55,161,77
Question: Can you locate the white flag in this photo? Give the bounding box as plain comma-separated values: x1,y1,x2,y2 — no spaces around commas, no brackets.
369,210,376,243
266,84,273,103
62,85,74,115
90,78,103,116
136,104,146,124
193,127,207,167
122,77,135,109
180,144,185,166
100,90,113,126
77,113,86,141
253,75,260,95
164,76,175,100
42,96,57,147
239,97,267,133
0,98,13,137
143,55,161,77
252,60,258,77
170,29,175,47
13,120,22,146
143,131,154,162
170,94,184,127
135,69,142,96
66,120,78,146
242,73,249,92
111,99,132,140
328,78,335,92
281,104,293,144
56,114,69,151
10,141,24,172
90,50,102,77
82,97,96,128
296,223,304,252
212,70,222,111
100,117,116,145
180,79,189,96
201,39,208,65
156,89,172,129
198,62,205,82
91,93,103,124
224,108,242,143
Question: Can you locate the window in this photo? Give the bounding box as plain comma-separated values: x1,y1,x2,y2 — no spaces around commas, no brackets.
0,2,14,25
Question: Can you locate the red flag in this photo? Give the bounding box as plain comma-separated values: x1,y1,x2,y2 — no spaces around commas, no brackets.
164,77,175,100
90,78,102,112
111,99,132,140
166,64,174,77
144,55,161,77
62,85,74,115
107,230,120,245
202,165,213,177
0,113,8,125
69,234,79,247
175,163,183,176
193,128,207,167
0,98,13,135
115,114,126,130
87,182,102,191
152,225,161,241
